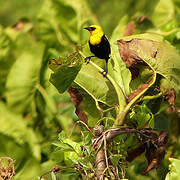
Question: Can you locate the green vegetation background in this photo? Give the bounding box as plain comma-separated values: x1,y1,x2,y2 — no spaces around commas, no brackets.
0,0,180,179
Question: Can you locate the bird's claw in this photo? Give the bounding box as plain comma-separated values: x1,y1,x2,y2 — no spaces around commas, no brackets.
84,57,91,64
101,70,107,77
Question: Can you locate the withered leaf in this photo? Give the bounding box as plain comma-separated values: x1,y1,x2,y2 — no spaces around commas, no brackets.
143,130,168,174
117,35,180,99
68,87,88,125
164,88,176,112
127,143,146,162
123,21,136,36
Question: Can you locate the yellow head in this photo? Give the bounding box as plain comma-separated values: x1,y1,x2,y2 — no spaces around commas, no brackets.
84,25,104,45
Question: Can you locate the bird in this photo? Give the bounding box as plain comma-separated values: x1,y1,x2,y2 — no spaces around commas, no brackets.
84,25,111,77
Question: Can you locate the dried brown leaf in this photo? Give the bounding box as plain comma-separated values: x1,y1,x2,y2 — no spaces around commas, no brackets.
0,157,15,180
127,143,146,162
143,130,168,174
123,21,136,36
68,87,88,125
164,88,176,112
117,39,147,79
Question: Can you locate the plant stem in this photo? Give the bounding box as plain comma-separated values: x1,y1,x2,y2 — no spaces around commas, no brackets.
140,92,163,101
114,71,157,126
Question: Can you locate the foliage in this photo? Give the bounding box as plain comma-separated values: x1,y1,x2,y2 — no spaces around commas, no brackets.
0,0,180,179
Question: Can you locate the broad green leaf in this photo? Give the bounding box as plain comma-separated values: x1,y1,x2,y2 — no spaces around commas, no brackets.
68,85,101,127
0,101,40,159
51,172,57,180
109,15,132,96
165,158,180,180
110,15,129,43
0,135,41,180
0,0,43,26
130,67,153,92
78,155,93,169
110,45,131,96
6,33,45,113
49,50,118,106
49,51,83,93
63,139,82,165
57,0,98,42
74,61,118,106
49,48,116,127
151,0,174,27
0,26,14,95
55,131,82,165
36,0,98,51
118,33,180,97
52,142,75,152
129,104,154,128
36,0,76,49
14,158,41,180
81,93,101,127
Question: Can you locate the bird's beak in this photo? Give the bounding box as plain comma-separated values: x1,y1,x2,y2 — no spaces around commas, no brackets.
84,27,92,31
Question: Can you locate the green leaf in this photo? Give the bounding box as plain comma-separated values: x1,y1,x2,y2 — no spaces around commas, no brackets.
0,26,14,95
109,16,132,97
151,0,174,27
110,45,132,97
130,67,153,92
165,158,180,180
129,104,154,128
110,154,121,166
0,0,43,26
81,94,101,127
49,51,83,93
36,0,98,50
63,139,82,165
118,33,180,97
78,155,93,169
51,172,57,180
49,50,119,107
55,131,82,165
14,158,41,180
74,62,118,106
52,143,75,152
58,0,98,35
6,33,45,113
0,101,40,159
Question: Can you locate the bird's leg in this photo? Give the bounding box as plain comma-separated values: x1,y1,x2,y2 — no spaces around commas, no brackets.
101,59,108,77
84,56,95,64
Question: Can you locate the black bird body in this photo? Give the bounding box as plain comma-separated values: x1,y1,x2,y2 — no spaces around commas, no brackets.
89,35,111,61
84,25,111,76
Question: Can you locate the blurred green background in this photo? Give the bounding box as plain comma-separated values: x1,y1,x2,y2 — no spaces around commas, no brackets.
0,0,180,179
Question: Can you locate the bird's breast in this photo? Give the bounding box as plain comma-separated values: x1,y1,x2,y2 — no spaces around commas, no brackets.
89,33,103,45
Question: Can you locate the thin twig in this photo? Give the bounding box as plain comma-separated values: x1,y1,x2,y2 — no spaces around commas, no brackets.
77,120,93,134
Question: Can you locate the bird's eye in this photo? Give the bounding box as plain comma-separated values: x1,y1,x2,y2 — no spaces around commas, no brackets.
90,27,96,31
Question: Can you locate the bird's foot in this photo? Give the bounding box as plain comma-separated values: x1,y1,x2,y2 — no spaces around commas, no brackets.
101,70,108,78
84,57,91,64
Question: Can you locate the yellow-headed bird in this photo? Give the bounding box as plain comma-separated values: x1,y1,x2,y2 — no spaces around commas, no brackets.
84,25,111,77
